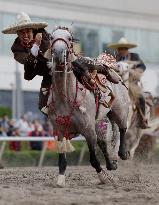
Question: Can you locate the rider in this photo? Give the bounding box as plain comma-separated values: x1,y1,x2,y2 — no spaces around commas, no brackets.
107,37,148,128
2,12,51,115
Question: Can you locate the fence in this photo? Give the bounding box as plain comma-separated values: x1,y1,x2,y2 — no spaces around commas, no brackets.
0,136,85,167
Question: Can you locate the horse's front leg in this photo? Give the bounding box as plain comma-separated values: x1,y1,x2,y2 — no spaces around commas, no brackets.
57,153,67,187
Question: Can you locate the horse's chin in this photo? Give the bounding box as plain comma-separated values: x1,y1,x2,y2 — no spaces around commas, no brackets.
56,63,65,70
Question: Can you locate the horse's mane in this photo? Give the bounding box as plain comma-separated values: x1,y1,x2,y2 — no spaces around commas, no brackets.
52,26,73,38
53,26,72,33
52,26,79,43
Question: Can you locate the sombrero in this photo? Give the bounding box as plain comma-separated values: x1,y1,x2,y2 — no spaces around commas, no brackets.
107,37,137,49
2,12,48,34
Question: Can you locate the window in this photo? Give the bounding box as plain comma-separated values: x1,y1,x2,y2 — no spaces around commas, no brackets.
74,27,99,57
0,90,12,108
112,30,124,42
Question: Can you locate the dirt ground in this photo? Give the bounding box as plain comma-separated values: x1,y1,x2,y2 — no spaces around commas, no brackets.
0,162,159,205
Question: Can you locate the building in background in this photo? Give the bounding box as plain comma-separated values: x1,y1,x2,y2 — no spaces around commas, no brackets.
0,0,159,117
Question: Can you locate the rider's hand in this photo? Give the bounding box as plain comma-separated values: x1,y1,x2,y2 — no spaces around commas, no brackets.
34,33,42,46
70,53,78,62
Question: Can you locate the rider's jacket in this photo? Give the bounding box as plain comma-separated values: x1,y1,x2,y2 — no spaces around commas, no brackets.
11,28,51,83
116,52,146,71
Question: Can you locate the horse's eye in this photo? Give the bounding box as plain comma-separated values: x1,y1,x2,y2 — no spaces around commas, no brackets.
50,36,54,40
68,37,72,41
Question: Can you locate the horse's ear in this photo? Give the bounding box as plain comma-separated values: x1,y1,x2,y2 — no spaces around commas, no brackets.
72,37,80,43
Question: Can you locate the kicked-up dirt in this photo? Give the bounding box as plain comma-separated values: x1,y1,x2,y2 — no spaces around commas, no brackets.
0,162,159,205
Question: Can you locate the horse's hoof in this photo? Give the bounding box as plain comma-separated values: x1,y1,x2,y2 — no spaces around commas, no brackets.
118,150,130,160
98,169,114,184
57,175,65,188
107,160,118,171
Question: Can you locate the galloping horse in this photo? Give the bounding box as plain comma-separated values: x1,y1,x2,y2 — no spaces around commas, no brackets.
46,27,129,187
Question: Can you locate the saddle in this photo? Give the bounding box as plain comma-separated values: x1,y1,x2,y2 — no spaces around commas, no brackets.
82,70,115,108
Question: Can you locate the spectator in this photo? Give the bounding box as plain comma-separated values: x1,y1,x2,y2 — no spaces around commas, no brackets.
0,123,7,137
0,113,9,133
9,127,21,151
15,114,30,136
7,119,16,136
29,123,44,150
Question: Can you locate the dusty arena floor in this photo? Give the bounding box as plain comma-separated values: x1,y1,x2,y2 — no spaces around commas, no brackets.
0,163,159,205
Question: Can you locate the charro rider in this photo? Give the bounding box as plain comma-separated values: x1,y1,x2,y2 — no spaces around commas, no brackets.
1,12,51,116
107,37,148,128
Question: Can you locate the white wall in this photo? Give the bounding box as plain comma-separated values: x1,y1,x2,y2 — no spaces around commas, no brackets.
142,65,159,96
1,0,159,31
0,56,42,91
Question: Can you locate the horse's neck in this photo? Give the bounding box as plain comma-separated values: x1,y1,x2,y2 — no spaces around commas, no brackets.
53,70,76,102
121,72,129,88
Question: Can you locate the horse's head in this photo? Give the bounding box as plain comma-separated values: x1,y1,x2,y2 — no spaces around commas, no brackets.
116,61,129,76
50,27,74,68
116,61,131,84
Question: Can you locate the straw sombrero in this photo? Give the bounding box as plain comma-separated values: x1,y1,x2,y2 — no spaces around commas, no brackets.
2,12,48,34
107,37,137,49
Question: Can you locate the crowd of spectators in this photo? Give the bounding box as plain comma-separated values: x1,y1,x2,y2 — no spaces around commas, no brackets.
0,113,53,151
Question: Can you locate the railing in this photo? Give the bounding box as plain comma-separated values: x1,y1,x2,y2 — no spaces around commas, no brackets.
0,136,85,167
0,137,55,142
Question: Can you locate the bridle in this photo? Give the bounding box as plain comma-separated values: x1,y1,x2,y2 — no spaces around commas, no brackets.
50,31,74,74
51,37,72,51
51,51,73,74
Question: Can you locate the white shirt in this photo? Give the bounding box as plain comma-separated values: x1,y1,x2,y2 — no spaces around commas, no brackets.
31,43,40,57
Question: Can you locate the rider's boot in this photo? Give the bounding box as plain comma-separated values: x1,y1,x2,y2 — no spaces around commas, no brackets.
38,75,52,116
